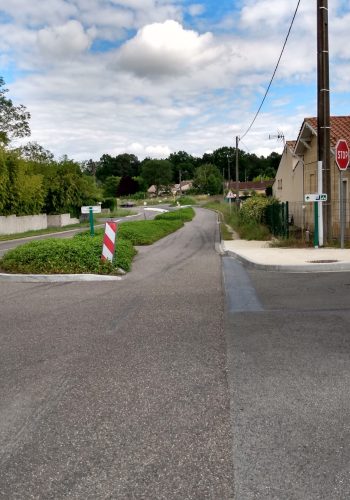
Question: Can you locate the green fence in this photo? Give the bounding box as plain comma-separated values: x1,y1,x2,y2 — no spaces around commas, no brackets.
265,202,289,238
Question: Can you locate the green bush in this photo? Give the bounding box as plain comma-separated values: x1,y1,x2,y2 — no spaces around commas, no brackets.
0,207,195,274
239,196,277,224
117,219,183,245
101,197,116,211
174,196,197,206
0,235,136,274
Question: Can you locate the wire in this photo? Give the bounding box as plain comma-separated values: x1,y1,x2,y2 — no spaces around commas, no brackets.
240,0,301,141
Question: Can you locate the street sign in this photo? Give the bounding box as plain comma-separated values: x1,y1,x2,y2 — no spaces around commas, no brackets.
81,205,102,214
304,193,327,202
335,139,349,170
226,190,236,199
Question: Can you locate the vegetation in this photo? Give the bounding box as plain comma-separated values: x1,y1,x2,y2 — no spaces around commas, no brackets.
0,76,281,221
206,199,271,241
0,77,30,145
0,208,195,274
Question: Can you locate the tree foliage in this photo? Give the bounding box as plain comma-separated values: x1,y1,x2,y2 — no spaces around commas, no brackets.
193,163,222,195
141,159,173,195
0,77,31,145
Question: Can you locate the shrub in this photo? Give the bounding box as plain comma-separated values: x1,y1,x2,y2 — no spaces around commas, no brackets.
0,235,136,274
101,197,116,211
239,196,277,224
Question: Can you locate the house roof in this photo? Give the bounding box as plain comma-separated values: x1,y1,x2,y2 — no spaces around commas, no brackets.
295,116,350,155
286,140,296,153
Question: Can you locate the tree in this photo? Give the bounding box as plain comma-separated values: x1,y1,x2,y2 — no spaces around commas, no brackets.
141,159,173,195
96,153,140,182
168,151,196,182
18,141,54,163
193,164,222,195
117,176,139,197
103,176,121,198
0,77,31,145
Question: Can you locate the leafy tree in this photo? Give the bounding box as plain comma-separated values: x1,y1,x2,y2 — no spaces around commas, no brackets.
0,147,10,212
96,153,140,182
141,159,173,195
0,77,31,145
103,176,121,198
81,158,98,176
0,148,45,215
168,151,196,182
18,141,54,163
117,176,139,197
193,164,222,195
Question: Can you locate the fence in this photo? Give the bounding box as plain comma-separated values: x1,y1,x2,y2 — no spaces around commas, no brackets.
264,202,289,238
281,200,350,242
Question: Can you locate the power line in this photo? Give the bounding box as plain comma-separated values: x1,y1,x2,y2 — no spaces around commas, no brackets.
240,0,301,141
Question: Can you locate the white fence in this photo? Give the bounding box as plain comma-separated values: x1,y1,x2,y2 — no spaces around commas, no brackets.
0,214,79,235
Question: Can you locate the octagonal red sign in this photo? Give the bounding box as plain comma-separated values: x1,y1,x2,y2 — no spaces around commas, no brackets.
335,139,349,170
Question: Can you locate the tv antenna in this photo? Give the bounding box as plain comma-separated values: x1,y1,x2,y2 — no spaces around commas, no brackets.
268,130,285,144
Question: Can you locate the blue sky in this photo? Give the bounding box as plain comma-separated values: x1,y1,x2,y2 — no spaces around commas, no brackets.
0,0,349,160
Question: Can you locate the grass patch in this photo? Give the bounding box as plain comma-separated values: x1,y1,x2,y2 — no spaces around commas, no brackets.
0,208,195,274
0,222,92,242
171,196,197,206
205,201,271,241
0,236,136,274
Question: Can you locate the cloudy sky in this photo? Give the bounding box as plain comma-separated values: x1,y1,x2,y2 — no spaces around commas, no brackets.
1,0,349,161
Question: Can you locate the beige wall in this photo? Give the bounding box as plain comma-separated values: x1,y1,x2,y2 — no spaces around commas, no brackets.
0,214,79,235
273,144,304,226
303,135,350,238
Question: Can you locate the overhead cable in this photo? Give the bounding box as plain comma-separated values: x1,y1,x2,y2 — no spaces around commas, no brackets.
240,0,301,141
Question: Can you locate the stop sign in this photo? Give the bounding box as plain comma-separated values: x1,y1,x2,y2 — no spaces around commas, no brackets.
335,139,349,170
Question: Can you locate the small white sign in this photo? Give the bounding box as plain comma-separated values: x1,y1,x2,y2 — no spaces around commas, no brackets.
304,193,327,202
81,205,102,214
226,190,236,199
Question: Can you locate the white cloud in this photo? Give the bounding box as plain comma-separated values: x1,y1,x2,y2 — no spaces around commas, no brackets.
188,4,206,17
1,0,349,162
37,20,93,58
117,20,220,78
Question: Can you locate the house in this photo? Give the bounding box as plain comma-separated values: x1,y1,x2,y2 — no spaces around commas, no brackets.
273,115,350,238
227,180,274,196
273,140,304,226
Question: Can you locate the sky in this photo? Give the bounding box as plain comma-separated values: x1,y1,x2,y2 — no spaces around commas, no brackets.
0,0,349,161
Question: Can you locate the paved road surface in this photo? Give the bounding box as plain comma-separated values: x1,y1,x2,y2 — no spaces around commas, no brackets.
0,208,234,499
2,207,350,499
223,258,350,499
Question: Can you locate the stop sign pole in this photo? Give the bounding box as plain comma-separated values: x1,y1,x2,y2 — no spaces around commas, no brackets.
336,139,350,248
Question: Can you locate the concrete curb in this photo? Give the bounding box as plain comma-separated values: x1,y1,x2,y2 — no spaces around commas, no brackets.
0,273,123,283
224,248,350,273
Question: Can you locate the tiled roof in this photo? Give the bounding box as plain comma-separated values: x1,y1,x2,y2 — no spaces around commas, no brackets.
304,116,350,148
286,140,296,152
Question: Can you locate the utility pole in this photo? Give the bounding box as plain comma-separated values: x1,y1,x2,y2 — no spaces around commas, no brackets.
227,155,231,189
317,0,331,243
235,136,239,204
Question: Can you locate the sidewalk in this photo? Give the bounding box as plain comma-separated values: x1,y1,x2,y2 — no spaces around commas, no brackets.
223,239,350,272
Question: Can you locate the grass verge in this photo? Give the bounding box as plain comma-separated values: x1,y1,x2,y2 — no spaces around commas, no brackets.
0,208,195,275
205,201,270,241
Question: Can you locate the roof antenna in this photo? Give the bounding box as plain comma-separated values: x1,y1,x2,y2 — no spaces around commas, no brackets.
268,130,285,144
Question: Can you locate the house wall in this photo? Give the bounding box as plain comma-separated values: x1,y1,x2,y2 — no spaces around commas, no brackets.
273,145,304,227
303,135,350,239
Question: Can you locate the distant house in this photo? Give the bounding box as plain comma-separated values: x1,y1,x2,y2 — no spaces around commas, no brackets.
227,180,274,196
274,115,350,238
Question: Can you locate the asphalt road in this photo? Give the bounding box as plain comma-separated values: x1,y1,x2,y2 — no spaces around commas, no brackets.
2,208,350,499
223,258,350,499
0,208,234,499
